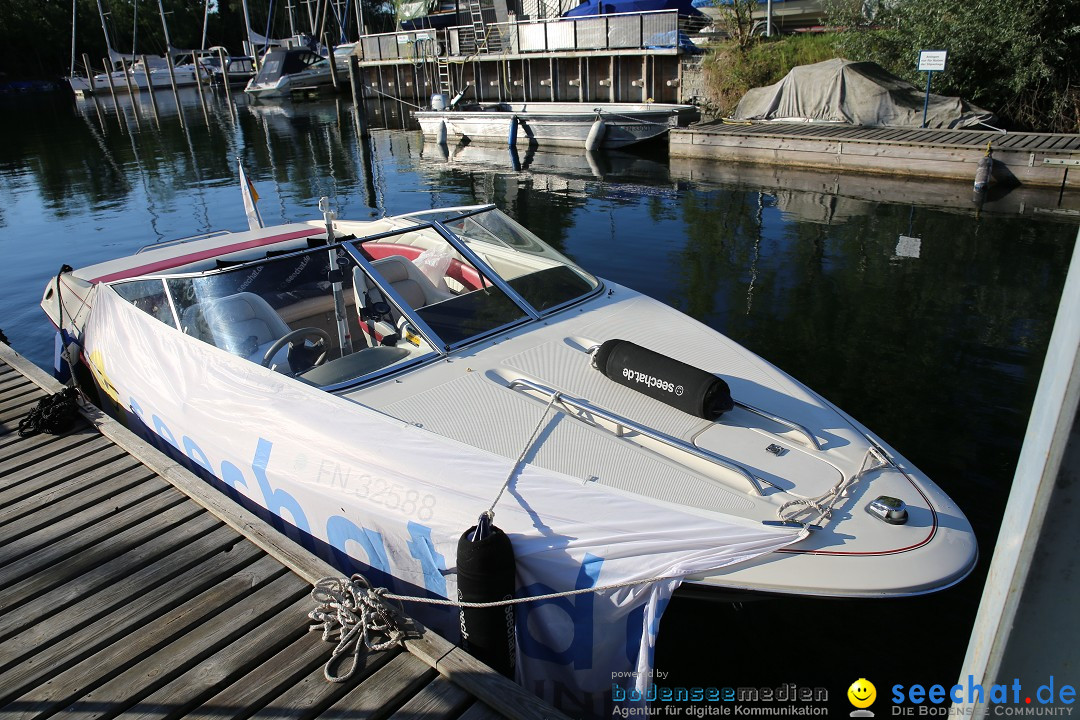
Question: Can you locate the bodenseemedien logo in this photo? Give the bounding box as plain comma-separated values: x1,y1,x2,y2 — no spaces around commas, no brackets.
848,678,876,717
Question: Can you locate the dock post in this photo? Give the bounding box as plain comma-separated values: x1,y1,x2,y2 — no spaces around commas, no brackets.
82,53,98,94
192,55,210,126
217,47,237,123
324,33,340,91
119,57,138,98
101,58,119,104
142,55,160,120
163,53,184,127
348,56,369,138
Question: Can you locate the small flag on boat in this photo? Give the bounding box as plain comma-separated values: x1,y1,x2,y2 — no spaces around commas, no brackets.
238,158,263,231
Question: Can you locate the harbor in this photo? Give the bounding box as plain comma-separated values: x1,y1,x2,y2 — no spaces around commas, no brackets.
2,9,1080,708
0,341,565,720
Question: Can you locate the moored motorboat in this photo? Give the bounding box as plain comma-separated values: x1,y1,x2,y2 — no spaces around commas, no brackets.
40,198,976,713
244,47,336,98
414,102,699,150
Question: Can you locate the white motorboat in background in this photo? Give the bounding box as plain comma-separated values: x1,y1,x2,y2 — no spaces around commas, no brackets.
68,55,209,96
244,47,336,98
414,102,699,150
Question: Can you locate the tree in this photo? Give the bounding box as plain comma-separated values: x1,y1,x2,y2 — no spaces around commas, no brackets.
826,0,1080,132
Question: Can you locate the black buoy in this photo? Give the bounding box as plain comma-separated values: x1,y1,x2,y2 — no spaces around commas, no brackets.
457,512,517,677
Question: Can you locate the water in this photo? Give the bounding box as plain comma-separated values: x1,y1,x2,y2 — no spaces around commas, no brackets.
1,88,1076,714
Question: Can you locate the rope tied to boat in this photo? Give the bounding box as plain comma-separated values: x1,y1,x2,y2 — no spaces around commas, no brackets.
308,575,406,682
776,447,889,525
593,109,672,127
484,391,561,521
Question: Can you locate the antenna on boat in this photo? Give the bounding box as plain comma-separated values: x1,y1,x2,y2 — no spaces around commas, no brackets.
320,197,354,357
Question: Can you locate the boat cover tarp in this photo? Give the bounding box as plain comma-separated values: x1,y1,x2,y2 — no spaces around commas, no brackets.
733,58,995,129
83,285,805,718
563,0,702,18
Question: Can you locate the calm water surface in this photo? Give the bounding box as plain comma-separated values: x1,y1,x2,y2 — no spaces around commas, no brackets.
1,89,1076,714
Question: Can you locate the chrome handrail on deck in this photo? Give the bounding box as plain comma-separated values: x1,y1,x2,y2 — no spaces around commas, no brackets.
507,377,765,496
732,401,822,451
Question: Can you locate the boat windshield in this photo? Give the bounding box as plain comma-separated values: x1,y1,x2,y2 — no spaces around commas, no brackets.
108,207,599,390
400,207,600,313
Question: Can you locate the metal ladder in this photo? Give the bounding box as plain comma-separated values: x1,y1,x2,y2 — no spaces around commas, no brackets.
467,0,489,53
436,56,452,96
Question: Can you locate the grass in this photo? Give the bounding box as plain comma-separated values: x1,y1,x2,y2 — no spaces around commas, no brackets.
701,33,841,118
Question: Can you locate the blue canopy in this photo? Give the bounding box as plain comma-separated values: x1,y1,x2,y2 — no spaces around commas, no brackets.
564,0,701,18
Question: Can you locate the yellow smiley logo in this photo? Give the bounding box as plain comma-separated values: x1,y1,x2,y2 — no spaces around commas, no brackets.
848,678,876,709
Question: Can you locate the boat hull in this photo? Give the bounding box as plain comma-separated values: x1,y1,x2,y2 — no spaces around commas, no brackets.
415,102,697,149
68,65,208,95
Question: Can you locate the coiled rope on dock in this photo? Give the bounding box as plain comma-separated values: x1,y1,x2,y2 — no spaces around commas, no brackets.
308,575,407,682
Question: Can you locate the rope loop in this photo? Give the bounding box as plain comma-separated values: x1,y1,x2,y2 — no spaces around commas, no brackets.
309,574,406,683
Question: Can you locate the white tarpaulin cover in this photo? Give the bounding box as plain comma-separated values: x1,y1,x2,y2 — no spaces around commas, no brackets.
733,58,995,129
83,285,806,717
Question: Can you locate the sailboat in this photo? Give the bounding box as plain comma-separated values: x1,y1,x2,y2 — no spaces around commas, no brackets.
67,0,208,96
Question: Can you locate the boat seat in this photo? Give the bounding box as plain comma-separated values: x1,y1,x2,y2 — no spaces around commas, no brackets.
181,291,293,370
352,256,452,345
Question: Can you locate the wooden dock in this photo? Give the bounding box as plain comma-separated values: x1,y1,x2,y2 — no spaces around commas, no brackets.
0,343,567,720
671,122,1080,189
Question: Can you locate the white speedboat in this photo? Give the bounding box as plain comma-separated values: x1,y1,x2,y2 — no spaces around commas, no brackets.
414,102,699,150
42,202,975,598
244,47,336,98
40,200,976,710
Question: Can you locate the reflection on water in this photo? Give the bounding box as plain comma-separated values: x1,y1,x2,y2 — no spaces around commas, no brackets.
1,89,1076,712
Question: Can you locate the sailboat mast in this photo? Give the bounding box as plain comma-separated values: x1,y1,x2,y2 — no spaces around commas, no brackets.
70,0,78,76
156,0,174,55
94,0,117,60
201,0,211,50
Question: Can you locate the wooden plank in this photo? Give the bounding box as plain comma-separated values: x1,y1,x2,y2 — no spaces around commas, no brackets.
0,424,92,464
0,520,246,672
0,393,45,424
0,387,44,412
0,468,173,585
386,675,474,719
0,451,143,525
0,540,265,706
458,701,511,720
57,572,308,720
0,434,116,491
182,627,346,720
0,470,171,570
0,461,160,542
111,595,314,719
248,649,414,720
311,652,436,720
3,556,288,720
0,509,222,639
0,374,36,395
404,634,573,720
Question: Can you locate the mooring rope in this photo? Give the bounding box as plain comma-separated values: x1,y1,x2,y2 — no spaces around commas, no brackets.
776,447,888,525
594,109,671,127
367,86,424,110
484,392,560,520
308,575,407,682
18,387,81,438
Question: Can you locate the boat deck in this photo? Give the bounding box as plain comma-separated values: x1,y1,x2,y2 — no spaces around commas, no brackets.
671,121,1080,188
0,343,565,720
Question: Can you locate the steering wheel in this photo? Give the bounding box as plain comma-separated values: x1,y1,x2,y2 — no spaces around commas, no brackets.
262,327,332,369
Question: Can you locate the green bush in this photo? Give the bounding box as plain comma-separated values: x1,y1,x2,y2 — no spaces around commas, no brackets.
702,34,840,118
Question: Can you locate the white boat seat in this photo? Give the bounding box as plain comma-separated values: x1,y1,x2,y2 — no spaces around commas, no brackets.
352,256,452,345
181,291,293,370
